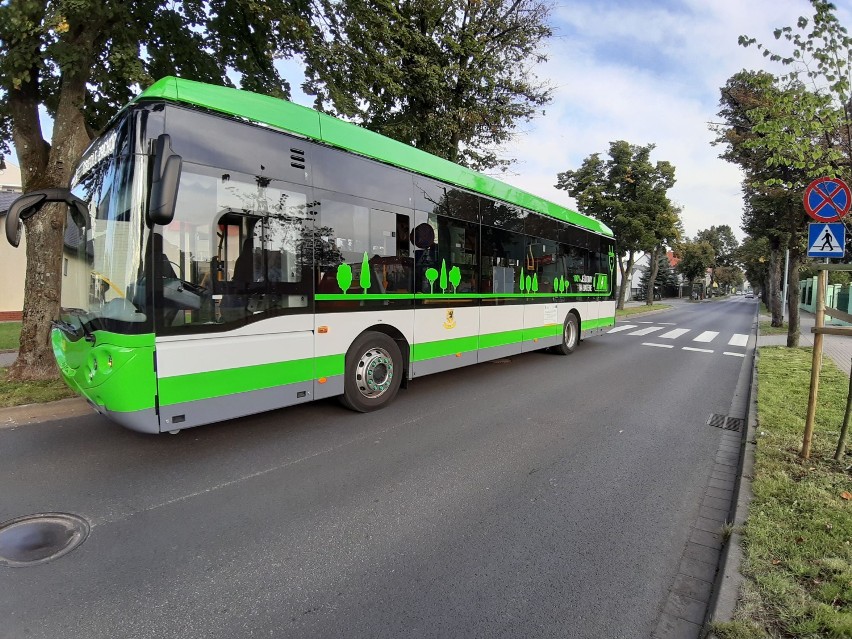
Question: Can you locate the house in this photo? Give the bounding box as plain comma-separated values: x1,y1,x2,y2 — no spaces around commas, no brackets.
0,161,25,321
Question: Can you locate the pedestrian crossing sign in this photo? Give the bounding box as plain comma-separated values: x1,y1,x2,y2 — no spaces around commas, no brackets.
807,222,845,258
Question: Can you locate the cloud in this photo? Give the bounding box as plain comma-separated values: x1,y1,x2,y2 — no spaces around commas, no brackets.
498,0,822,240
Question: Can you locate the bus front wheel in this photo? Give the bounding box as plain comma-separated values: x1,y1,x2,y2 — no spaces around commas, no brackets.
341,332,403,412
553,313,579,356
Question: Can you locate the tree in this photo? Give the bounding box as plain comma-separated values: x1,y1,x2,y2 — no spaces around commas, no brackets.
736,236,771,296
0,0,310,380
694,225,739,290
712,70,815,339
556,141,677,309
303,0,552,171
639,253,678,294
675,239,715,295
736,1,852,346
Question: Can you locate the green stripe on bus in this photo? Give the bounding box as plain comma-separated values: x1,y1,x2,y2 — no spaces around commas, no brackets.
316,293,612,301
582,317,615,330
158,354,345,405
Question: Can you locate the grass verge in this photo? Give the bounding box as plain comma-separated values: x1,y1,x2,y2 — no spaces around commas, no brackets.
758,321,789,336
0,321,21,351
712,347,852,638
615,303,671,317
0,367,76,408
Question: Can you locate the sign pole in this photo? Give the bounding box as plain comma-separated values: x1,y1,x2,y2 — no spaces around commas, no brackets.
802,268,827,460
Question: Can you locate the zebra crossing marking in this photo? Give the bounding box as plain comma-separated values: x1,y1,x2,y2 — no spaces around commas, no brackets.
683,347,714,353
642,342,674,349
723,352,746,358
728,334,748,347
660,328,690,339
628,326,665,336
608,325,638,333
693,331,719,343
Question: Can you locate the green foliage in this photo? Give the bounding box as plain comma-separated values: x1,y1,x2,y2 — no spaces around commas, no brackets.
675,239,715,283
336,263,353,293
303,0,553,171
0,0,310,157
639,254,677,290
360,252,371,292
556,140,678,258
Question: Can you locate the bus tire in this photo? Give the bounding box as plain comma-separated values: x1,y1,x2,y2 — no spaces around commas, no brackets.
341,331,403,412
553,313,579,356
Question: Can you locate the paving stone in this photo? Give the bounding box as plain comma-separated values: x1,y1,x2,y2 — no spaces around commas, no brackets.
690,528,723,550
708,477,736,490
679,556,718,582
663,592,707,625
699,504,729,522
683,542,720,566
703,495,731,511
652,612,702,639
671,573,714,602
706,486,734,501
695,517,726,534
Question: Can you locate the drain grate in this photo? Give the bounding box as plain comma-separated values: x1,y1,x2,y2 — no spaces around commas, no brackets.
708,413,743,432
0,513,89,567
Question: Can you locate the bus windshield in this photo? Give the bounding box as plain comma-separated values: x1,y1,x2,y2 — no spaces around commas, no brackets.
62,126,151,335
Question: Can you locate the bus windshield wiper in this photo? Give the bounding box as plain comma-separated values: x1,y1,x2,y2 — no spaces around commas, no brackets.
59,308,96,343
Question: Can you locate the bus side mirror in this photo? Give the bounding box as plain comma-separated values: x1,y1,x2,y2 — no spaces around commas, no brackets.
148,134,182,227
4,189,89,247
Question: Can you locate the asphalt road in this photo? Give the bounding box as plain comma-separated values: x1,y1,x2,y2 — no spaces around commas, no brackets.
0,297,758,639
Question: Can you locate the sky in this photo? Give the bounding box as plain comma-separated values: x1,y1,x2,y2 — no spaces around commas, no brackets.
275,0,849,241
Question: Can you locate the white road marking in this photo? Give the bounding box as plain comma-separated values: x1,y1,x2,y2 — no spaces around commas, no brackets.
683,347,714,353
657,322,677,325
642,342,674,349
660,328,690,339
628,326,665,336
723,351,746,358
693,331,719,343
728,334,748,347
608,325,638,333
635,321,654,324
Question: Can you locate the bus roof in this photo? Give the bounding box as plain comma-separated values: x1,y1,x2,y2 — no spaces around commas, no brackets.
136,77,613,238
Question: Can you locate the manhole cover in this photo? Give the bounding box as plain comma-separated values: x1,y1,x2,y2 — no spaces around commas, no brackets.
0,513,89,567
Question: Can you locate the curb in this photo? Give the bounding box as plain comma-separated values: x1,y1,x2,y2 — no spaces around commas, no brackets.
704,305,759,635
0,397,92,428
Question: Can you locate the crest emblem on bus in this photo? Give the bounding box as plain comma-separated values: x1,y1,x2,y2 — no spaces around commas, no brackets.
443,309,456,330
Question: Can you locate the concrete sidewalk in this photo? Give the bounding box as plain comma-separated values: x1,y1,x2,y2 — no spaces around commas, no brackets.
757,308,852,375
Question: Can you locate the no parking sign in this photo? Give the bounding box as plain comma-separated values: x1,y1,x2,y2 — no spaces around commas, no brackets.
803,177,851,222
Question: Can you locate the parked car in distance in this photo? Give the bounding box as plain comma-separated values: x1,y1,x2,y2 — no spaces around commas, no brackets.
745,292,754,298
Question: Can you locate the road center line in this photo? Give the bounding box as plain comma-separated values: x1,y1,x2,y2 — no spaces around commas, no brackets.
683,346,714,353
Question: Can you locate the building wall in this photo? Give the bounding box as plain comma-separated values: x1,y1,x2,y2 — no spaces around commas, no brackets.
0,161,24,319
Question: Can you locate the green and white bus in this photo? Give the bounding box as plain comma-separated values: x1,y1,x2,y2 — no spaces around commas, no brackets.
5,77,616,434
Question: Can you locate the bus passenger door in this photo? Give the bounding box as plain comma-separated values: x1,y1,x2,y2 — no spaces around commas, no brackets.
152,166,317,431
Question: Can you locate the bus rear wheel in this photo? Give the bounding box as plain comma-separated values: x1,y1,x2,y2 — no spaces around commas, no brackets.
553,313,579,356
341,332,403,412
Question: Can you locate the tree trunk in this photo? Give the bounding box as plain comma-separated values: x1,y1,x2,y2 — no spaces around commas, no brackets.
768,244,783,327
786,246,801,348
6,24,96,381
616,250,635,310
645,246,661,306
